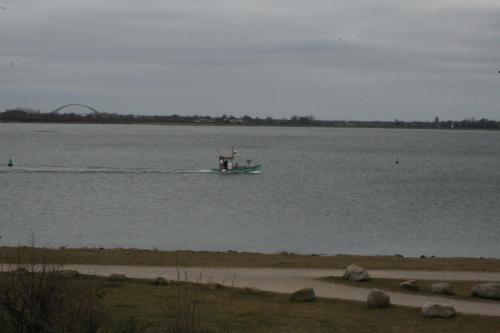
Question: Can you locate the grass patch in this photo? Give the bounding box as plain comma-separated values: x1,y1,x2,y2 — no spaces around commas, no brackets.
322,277,500,303
40,274,500,332
1,246,500,271
2,262,500,332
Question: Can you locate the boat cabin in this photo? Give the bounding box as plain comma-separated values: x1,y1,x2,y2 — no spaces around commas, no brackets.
219,155,235,170
219,148,242,171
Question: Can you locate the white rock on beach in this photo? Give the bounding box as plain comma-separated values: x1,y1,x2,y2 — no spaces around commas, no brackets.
422,303,455,318
343,264,369,282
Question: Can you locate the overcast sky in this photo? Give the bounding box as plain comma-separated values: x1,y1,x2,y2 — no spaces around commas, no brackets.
1,0,499,121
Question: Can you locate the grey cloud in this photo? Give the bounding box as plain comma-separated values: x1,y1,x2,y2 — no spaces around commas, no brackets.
1,0,499,120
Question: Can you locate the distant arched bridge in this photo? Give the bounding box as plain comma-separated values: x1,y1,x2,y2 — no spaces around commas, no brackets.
51,104,100,114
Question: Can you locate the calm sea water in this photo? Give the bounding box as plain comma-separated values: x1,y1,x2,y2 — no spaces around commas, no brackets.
0,123,499,257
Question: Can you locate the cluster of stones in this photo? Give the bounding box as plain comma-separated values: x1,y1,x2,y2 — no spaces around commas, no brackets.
85,267,500,321
290,271,500,316
101,267,499,321
339,264,498,319
395,279,457,318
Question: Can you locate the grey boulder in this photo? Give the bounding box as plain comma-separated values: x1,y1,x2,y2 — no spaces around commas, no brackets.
472,283,500,300
343,264,369,282
290,288,316,302
367,289,390,308
422,303,455,318
153,277,168,286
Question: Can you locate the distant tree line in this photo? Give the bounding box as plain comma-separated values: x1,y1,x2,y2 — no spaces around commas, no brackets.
1,108,499,129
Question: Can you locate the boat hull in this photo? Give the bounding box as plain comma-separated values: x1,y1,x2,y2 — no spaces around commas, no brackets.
212,165,262,175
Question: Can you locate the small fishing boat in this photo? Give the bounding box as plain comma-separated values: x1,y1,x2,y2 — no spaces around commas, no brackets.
212,148,261,175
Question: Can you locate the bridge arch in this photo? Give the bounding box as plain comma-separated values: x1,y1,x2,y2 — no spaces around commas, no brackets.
51,104,100,114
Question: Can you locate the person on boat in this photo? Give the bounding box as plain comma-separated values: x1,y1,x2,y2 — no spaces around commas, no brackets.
223,160,228,170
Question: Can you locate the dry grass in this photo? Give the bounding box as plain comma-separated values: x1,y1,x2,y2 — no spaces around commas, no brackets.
0,243,149,333
71,275,500,333
0,259,104,332
1,246,500,271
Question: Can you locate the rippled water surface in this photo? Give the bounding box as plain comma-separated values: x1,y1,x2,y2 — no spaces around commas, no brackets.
1,123,499,257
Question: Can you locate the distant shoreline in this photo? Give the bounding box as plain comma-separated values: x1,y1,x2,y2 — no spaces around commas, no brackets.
1,120,499,131
1,246,499,271
1,109,499,130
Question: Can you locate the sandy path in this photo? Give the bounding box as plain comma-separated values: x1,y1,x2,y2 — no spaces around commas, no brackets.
59,265,500,317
